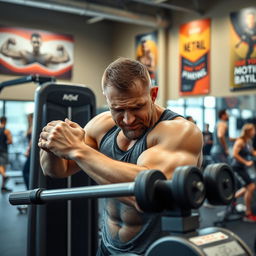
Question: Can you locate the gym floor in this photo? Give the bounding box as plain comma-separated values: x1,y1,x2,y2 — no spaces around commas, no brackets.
0,176,256,256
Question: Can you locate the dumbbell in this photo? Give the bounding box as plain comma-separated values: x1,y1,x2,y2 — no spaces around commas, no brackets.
203,163,235,205
9,166,206,212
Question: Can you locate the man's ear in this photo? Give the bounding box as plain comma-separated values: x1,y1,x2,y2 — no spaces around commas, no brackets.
150,86,158,102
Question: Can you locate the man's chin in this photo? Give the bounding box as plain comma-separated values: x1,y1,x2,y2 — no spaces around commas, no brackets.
123,129,145,140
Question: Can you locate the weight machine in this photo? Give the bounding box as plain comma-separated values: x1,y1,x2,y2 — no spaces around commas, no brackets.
1,75,98,256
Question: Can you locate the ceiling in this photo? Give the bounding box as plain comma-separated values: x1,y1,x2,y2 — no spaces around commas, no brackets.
0,0,216,28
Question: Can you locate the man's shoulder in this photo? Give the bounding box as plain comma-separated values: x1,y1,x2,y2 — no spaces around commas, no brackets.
150,118,201,143
85,111,115,138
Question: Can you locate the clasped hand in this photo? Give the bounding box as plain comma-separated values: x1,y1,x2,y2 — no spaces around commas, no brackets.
38,118,85,160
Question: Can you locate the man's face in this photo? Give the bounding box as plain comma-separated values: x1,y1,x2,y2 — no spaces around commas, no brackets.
104,80,155,140
31,36,41,53
245,13,255,29
223,112,229,121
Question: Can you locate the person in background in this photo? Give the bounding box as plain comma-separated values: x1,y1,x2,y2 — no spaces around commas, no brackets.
0,116,13,192
38,57,203,255
202,123,213,156
202,123,213,169
185,116,196,124
231,123,256,222
22,113,33,189
210,109,232,164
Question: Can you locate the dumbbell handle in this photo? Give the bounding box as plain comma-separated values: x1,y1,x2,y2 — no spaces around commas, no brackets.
9,182,135,205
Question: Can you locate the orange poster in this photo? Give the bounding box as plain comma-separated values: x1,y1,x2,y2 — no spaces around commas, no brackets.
230,8,256,91
179,19,210,96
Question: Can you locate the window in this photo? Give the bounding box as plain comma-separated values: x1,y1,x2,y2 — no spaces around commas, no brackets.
0,100,34,171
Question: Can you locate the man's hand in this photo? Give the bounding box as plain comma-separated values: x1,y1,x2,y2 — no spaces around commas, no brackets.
38,119,85,160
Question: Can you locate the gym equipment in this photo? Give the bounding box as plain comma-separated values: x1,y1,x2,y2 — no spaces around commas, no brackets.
29,80,97,256
9,167,205,210
203,163,235,205
0,74,55,91
1,75,98,256
9,163,253,255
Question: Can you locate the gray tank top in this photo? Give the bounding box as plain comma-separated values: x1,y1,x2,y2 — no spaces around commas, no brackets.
211,121,229,154
99,109,181,255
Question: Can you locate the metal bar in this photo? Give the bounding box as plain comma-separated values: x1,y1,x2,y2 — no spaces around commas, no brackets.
67,106,72,256
0,0,166,27
0,75,56,92
131,0,201,14
39,182,135,202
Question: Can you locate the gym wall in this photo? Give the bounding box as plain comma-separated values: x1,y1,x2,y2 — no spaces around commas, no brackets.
0,2,114,107
0,0,256,108
110,0,256,104
168,0,256,100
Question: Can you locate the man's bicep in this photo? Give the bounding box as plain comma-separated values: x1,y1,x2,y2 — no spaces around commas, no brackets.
137,146,200,179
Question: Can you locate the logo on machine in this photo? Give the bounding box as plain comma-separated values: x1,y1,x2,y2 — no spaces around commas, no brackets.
62,94,79,101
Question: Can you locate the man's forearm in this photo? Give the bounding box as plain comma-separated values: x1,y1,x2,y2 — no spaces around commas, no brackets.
73,145,147,185
40,149,68,178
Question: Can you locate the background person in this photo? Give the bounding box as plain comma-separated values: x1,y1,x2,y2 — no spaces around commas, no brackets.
231,123,256,222
38,57,203,255
210,109,232,164
0,33,70,66
202,123,213,169
185,115,196,124
0,116,13,192
22,113,33,189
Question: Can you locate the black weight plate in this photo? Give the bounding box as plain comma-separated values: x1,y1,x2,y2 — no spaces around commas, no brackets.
172,166,205,209
204,163,235,205
134,170,166,212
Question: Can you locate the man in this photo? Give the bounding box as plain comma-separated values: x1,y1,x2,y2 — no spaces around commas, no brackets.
0,116,12,192
210,109,231,164
38,58,203,255
202,123,213,156
235,11,256,59
185,116,196,124
137,40,156,81
0,33,70,66
202,123,213,169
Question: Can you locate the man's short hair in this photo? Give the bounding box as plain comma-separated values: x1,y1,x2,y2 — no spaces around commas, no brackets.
101,57,151,91
31,33,41,39
218,109,227,119
0,116,7,123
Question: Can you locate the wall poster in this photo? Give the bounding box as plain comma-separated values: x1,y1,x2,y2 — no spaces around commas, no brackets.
135,31,158,86
179,19,210,96
230,8,256,91
0,26,74,79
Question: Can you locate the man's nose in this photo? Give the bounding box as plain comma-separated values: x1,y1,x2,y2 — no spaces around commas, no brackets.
123,111,135,125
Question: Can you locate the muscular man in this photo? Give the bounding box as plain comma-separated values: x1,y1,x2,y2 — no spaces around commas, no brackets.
0,117,12,192
210,109,231,164
137,40,156,79
0,33,70,66
235,11,256,59
38,58,203,255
